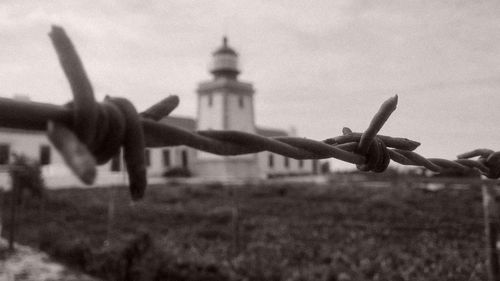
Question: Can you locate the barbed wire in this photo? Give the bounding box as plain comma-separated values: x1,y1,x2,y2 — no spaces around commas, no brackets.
0,25,499,200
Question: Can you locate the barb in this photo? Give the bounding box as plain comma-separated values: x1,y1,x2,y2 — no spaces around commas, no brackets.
1,25,499,200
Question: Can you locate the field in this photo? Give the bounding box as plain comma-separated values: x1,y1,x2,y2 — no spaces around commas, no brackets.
0,178,489,280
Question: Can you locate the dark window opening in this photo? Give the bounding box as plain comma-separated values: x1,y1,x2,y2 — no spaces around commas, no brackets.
40,145,51,165
145,149,151,167
208,94,213,107
299,159,304,168
111,153,121,172
268,154,274,168
284,157,290,168
312,160,319,174
162,149,170,167
181,150,188,168
238,96,244,108
0,144,10,165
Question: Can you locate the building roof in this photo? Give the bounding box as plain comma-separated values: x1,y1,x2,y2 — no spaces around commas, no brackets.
159,116,196,131
210,37,240,79
213,37,237,56
256,127,289,137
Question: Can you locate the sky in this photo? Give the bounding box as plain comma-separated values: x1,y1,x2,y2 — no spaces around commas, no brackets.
1,0,500,170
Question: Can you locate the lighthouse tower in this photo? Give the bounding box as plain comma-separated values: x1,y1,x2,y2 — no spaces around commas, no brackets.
195,37,258,179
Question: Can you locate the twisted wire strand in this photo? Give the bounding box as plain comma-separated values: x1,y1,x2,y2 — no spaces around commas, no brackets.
0,25,499,200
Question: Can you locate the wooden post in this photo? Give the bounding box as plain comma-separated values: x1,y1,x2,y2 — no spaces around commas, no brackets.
105,185,117,247
38,190,46,250
230,186,240,257
8,174,20,251
0,190,5,238
106,170,127,247
232,203,240,256
482,181,500,281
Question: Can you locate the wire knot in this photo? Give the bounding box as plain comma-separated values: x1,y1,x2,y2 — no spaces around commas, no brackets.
457,149,500,179
56,97,147,200
355,136,391,173
340,95,398,173
48,26,149,200
483,152,500,179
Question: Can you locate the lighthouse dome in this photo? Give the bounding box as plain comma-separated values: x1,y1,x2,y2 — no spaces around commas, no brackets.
210,37,239,79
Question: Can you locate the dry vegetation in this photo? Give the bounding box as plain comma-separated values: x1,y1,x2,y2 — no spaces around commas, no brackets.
0,179,488,280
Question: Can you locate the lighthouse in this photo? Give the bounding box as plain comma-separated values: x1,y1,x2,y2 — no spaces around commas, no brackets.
197,37,255,133
194,37,258,179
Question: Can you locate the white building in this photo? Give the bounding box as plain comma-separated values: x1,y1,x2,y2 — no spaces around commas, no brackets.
156,37,318,180
0,38,318,188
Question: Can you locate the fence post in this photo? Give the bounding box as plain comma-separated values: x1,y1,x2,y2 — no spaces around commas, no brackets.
8,169,21,251
232,203,240,256
105,185,118,247
482,180,500,281
38,190,46,250
0,190,4,239
230,186,241,257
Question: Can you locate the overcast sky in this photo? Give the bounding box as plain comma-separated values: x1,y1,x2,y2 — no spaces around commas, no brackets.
1,0,500,170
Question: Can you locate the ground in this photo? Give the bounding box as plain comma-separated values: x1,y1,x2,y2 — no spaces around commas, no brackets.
0,176,490,280
0,239,97,281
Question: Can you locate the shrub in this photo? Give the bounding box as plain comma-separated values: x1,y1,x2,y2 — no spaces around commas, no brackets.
163,167,192,178
205,181,225,191
39,228,92,270
9,153,45,199
39,227,231,281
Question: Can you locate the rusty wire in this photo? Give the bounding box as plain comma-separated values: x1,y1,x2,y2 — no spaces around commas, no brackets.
0,25,499,200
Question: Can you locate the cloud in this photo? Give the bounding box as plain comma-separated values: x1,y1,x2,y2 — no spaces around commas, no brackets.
1,0,500,169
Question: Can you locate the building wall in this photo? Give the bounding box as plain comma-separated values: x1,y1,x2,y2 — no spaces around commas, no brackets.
197,91,225,160
197,91,224,131
0,129,68,178
0,129,52,164
257,152,316,178
224,92,255,162
194,157,259,180
196,76,257,173
0,128,128,189
146,146,196,177
0,128,317,188
226,94,255,133
0,129,202,188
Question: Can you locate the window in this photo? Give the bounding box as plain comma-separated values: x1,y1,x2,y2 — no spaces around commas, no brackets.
110,153,121,172
284,157,289,168
208,94,213,107
312,160,319,174
268,154,274,168
299,159,304,168
145,149,151,167
162,149,170,167
238,96,244,108
181,150,188,168
39,145,51,165
0,144,10,165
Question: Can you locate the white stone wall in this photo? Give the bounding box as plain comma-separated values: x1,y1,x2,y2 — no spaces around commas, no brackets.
226,94,255,133
197,92,224,130
0,129,196,189
0,130,53,164
0,129,129,189
143,146,196,177
194,157,258,180
197,92,225,160
225,93,255,161
257,151,316,178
